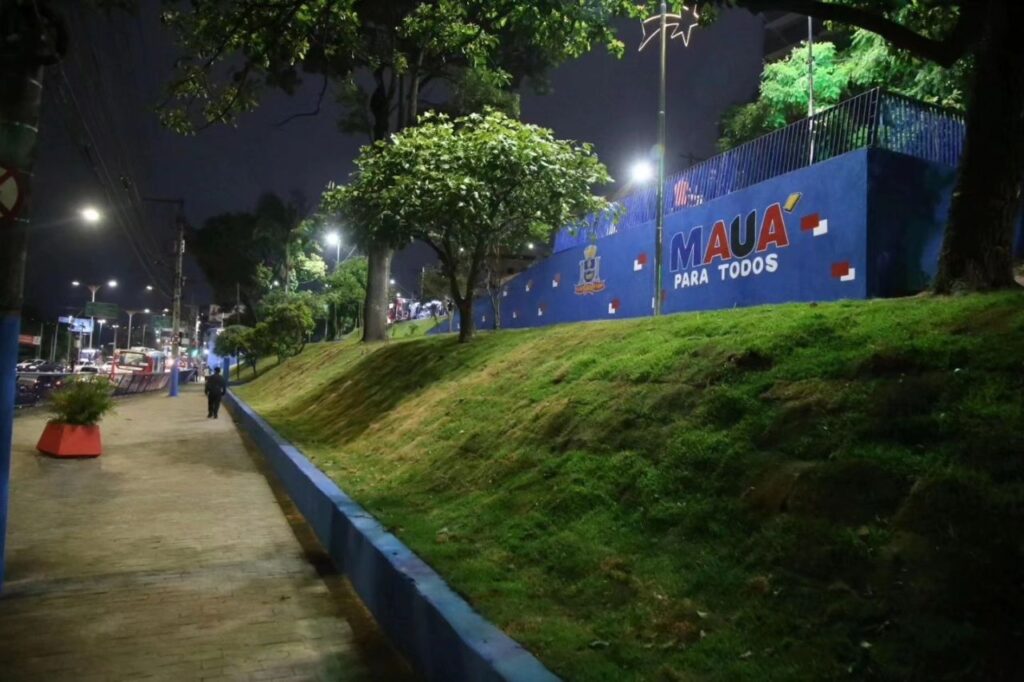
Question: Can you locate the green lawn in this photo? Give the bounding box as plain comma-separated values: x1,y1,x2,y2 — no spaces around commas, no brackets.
237,292,1024,681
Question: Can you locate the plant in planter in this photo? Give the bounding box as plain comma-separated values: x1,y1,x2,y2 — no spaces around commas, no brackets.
37,378,116,458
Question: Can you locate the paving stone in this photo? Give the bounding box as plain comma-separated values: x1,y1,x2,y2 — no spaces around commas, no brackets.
1,386,415,681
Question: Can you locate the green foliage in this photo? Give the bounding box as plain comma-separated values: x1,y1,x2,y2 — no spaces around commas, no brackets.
323,110,612,339
215,324,257,379
48,378,115,426
252,298,316,360
720,41,849,150
843,28,970,109
239,291,1024,680
191,193,326,318
325,256,368,333
214,325,252,359
160,0,663,136
718,7,970,151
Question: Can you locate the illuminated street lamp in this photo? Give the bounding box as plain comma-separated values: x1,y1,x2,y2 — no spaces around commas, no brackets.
324,231,342,270
630,159,655,184
80,206,102,224
639,2,699,316
72,279,117,349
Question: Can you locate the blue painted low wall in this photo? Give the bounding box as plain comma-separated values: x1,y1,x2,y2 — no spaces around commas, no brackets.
435,147,1024,336
224,391,558,682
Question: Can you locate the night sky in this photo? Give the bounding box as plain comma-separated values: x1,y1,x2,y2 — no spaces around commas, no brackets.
24,2,765,321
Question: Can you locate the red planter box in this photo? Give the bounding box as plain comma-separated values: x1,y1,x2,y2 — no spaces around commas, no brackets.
36,422,102,458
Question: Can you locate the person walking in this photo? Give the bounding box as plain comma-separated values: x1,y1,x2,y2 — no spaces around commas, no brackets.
204,367,227,419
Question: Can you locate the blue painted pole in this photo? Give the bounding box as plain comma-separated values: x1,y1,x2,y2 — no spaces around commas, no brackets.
0,313,20,590
169,362,179,397
223,357,231,387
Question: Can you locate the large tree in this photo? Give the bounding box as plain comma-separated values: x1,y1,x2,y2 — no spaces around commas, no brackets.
715,0,1023,292
160,0,663,342
324,110,612,343
191,192,326,320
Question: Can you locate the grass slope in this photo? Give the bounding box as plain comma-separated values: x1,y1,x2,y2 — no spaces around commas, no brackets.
237,293,1024,681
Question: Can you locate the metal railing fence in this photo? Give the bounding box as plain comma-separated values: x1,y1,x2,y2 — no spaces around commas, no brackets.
554,88,965,252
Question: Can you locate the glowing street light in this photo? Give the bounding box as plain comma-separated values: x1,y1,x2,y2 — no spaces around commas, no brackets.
145,285,154,291
324,230,342,270
71,280,80,287
107,279,118,288
630,159,655,184
80,206,102,224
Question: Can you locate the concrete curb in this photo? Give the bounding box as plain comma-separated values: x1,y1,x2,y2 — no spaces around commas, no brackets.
224,391,559,682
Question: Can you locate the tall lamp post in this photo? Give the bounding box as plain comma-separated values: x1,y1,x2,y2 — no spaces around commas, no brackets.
72,278,117,350
325,231,342,271
639,2,699,316
125,309,142,349
95,319,106,351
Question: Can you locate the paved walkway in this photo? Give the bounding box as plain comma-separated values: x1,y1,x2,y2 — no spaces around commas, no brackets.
0,385,413,681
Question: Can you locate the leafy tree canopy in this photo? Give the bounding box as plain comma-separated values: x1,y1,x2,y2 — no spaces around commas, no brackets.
160,0,667,136
191,192,326,318
323,109,612,341
252,296,316,359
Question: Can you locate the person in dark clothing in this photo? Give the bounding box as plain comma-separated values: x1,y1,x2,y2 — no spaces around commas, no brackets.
204,367,227,419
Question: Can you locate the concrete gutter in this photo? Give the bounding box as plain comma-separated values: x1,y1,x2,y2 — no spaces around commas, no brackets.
224,391,559,682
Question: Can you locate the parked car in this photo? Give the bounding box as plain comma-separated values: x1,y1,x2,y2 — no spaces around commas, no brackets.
16,358,45,372
21,373,65,399
35,361,69,373
76,365,100,375
15,379,39,407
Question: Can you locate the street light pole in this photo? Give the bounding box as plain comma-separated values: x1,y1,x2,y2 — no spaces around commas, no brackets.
640,3,699,317
125,310,138,349
87,285,99,349
655,0,667,316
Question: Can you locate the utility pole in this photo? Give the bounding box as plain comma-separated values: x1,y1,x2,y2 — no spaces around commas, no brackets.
142,196,186,396
170,212,184,396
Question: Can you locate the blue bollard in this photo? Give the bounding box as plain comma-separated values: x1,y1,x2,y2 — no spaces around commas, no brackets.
168,362,179,397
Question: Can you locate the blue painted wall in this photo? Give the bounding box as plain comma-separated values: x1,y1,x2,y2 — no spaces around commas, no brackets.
435,147,1024,336
866,147,1024,295
662,149,868,314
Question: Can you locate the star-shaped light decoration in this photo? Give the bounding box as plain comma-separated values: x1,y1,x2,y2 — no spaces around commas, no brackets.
639,4,700,51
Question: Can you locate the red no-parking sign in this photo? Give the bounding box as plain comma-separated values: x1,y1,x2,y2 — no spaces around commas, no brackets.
0,165,24,225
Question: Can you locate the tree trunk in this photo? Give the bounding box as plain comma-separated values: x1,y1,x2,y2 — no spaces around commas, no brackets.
362,243,392,342
457,297,475,343
934,3,1024,292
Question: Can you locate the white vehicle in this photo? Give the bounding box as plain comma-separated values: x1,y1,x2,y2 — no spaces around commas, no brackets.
75,362,99,374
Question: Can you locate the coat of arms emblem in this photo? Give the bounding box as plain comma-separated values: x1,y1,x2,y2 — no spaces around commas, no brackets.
575,244,606,295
